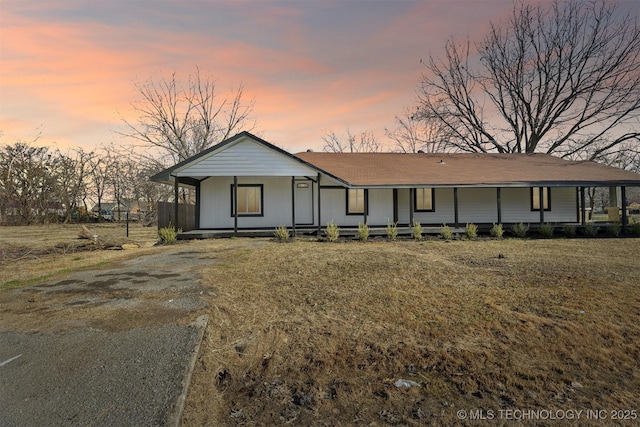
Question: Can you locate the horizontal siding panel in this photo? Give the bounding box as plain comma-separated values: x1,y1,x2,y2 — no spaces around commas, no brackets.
178,139,317,177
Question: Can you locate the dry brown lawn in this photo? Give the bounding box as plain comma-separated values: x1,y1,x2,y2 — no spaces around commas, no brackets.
0,223,158,288
183,238,640,426
2,226,639,426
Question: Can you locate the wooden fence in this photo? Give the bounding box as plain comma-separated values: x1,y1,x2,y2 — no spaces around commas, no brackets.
157,202,195,231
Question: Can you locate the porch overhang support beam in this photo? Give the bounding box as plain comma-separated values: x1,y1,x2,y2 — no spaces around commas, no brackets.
173,175,179,230
363,189,369,225
580,187,586,226
233,176,238,237
195,180,201,230
291,176,296,236
621,186,628,227
453,187,459,228
317,173,322,235
539,186,545,225
496,187,502,225
409,188,414,227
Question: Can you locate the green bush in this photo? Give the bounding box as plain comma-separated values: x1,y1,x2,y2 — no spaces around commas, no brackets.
465,223,478,239
630,219,640,237
158,225,180,244
608,222,621,237
511,222,529,238
490,223,504,239
386,220,398,241
412,220,423,240
563,225,577,238
582,222,599,237
440,224,453,241
538,223,554,238
357,222,370,241
324,221,340,242
273,225,290,241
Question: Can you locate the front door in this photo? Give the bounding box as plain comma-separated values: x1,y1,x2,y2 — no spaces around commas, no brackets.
294,180,314,225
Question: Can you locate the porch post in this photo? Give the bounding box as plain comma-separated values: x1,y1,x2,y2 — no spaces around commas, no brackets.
496,187,502,224
580,187,586,226
233,176,238,236
317,173,322,235
453,187,459,228
621,186,628,227
173,176,179,229
539,186,545,225
409,188,414,227
363,189,368,225
291,176,296,235
393,189,399,224
195,180,201,229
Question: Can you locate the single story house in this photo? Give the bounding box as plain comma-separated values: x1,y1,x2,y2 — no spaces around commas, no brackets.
150,131,640,236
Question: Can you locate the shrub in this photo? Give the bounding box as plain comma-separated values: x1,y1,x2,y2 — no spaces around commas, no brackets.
357,222,370,241
608,222,621,237
386,220,398,240
538,223,554,238
511,222,529,238
563,225,577,238
412,220,423,240
273,225,290,241
465,223,478,239
490,223,504,239
324,221,340,242
582,222,599,237
158,225,180,244
440,224,453,241
630,218,640,237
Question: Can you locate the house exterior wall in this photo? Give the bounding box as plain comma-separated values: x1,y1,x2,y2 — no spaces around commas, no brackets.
319,188,393,226
177,139,317,178
199,178,579,229
200,176,303,228
501,187,577,223
397,187,578,225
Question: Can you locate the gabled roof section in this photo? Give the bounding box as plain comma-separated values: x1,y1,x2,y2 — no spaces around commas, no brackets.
294,152,640,187
150,131,345,185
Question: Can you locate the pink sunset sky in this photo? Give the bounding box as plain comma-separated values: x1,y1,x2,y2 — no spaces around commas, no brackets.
1,0,636,155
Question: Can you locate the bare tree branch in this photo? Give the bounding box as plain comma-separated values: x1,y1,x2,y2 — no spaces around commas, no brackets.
418,0,640,159
119,67,255,163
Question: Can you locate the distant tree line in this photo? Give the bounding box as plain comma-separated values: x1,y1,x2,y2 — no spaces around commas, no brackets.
0,137,170,225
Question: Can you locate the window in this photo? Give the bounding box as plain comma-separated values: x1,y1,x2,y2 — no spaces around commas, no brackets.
531,187,550,211
231,184,263,216
347,188,366,214
414,188,435,211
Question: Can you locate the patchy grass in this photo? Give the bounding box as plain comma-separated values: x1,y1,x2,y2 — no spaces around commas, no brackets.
184,238,640,426
0,223,158,289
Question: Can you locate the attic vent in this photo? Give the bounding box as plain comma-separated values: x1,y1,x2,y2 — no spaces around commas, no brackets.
439,159,446,164
306,149,314,152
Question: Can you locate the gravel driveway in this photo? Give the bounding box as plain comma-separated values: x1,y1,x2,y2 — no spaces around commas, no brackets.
0,245,213,427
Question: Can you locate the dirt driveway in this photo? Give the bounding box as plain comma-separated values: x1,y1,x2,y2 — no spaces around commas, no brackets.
0,244,215,427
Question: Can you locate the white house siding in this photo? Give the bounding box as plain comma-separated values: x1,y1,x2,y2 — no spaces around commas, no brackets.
177,138,317,178
397,187,577,225
501,187,577,223
200,176,310,228
319,188,394,226
458,188,498,224
397,188,455,225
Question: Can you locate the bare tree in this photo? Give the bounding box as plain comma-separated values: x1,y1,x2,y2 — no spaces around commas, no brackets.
120,66,255,163
385,107,453,153
322,129,382,153
53,148,94,223
418,0,640,159
0,141,57,224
